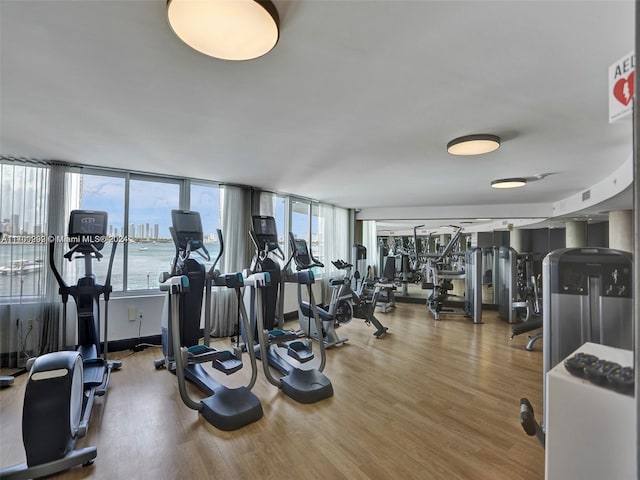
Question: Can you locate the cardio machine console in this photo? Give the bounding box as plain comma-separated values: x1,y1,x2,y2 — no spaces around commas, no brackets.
67,210,108,254
251,215,280,253
171,209,205,252
289,233,324,271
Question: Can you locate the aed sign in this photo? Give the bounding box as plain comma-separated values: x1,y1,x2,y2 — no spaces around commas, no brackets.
608,51,635,123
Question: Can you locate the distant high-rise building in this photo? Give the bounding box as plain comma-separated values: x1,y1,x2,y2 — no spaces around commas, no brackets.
145,223,150,239
34,225,42,235
108,225,113,235
153,224,159,240
136,224,144,239
129,223,135,238
114,227,119,237
11,214,19,234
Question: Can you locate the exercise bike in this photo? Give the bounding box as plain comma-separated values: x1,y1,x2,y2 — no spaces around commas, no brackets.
1,210,121,479
288,233,348,348
328,258,389,338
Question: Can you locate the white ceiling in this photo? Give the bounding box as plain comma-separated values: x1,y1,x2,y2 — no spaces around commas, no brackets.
0,0,635,224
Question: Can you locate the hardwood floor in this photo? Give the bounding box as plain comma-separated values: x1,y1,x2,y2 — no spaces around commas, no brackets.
0,304,544,479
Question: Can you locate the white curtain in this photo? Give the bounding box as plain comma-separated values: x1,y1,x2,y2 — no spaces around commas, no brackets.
209,185,251,337
40,164,69,354
259,191,274,217
318,204,349,303
361,220,378,279
0,159,56,368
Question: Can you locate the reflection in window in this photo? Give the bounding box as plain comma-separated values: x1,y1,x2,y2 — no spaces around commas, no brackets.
127,179,180,290
190,183,221,262
311,202,320,262
291,199,310,244
0,163,49,298
66,173,125,291
273,195,286,253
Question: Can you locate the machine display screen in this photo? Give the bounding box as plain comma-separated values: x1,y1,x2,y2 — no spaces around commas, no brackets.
294,239,308,256
557,261,632,298
67,210,108,252
171,210,203,249
251,215,278,252
253,216,277,237
68,210,107,236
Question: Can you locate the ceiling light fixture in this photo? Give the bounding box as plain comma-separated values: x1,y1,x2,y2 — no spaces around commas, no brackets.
447,134,501,155
490,178,527,189
167,0,280,61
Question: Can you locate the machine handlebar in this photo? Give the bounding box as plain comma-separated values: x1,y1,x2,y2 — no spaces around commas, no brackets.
332,259,353,270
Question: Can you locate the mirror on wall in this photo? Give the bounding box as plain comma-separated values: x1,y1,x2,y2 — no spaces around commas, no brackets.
371,216,610,304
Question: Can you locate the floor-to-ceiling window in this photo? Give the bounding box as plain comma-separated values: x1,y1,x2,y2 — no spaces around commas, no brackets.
290,198,310,246
62,171,226,292
190,182,222,262
127,177,181,290
0,162,49,298
65,172,126,290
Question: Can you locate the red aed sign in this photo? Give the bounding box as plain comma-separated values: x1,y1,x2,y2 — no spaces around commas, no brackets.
609,51,635,123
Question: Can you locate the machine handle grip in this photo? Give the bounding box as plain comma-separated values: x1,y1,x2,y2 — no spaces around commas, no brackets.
159,274,189,292
243,272,271,288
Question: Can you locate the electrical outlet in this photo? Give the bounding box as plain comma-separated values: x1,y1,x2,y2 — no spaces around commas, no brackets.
26,319,34,330
137,310,143,321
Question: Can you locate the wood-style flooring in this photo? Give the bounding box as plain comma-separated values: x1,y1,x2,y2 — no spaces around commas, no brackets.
0,304,544,479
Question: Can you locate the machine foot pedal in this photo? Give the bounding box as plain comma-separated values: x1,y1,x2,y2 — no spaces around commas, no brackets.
268,329,299,343
83,361,106,388
287,341,314,363
212,350,243,375
281,368,333,404
200,386,263,431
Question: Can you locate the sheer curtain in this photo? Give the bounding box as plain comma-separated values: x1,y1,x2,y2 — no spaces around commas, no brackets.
39,164,69,354
259,191,274,217
318,204,350,303
0,159,54,369
209,185,251,337
361,220,378,279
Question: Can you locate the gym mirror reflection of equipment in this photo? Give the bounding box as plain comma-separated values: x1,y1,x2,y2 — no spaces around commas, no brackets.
376,224,555,309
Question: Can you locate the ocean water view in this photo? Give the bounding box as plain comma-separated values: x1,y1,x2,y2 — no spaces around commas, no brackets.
0,240,221,297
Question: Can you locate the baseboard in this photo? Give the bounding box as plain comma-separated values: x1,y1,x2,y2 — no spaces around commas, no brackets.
107,335,162,352
395,296,425,305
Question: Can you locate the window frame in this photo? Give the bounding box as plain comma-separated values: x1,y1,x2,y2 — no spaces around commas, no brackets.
125,174,184,293
68,169,190,295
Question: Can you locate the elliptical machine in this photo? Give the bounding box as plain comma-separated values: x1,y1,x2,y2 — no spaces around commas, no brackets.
243,215,333,404
1,210,121,479
155,210,263,430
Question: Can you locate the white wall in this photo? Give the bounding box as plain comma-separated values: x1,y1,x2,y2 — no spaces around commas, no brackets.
60,294,166,344
0,303,44,366
1,280,324,359
282,281,323,315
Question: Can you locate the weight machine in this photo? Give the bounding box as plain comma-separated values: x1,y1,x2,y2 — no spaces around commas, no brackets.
424,228,482,323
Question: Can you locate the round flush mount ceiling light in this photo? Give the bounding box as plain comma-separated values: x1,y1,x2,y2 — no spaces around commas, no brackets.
167,0,280,61
447,134,501,155
490,178,527,189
